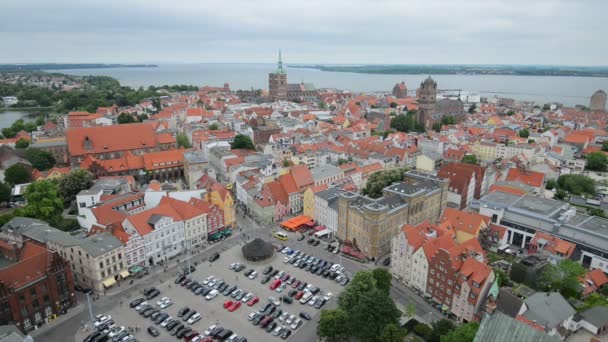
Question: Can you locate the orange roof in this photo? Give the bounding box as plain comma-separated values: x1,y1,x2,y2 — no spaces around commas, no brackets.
564,133,590,145
159,196,206,220
505,168,545,188
143,149,184,171
281,215,313,230
441,207,489,236
421,234,455,260
279,174,299,195
309,184,329,193
156,133,176,144
267,180,289,206
0,242,50,289
125,203,182,236
290,164,314,190
67,123,158,156
489,184,527,196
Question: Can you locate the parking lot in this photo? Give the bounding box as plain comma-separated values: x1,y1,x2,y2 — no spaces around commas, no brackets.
79,230,346,342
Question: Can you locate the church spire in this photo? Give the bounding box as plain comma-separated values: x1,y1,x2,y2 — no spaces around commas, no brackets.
277,49,285,74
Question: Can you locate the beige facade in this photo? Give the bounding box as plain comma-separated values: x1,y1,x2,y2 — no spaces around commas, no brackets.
337,172,448,259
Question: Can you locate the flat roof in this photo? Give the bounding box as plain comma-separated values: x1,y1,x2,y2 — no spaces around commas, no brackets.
512,196,563,217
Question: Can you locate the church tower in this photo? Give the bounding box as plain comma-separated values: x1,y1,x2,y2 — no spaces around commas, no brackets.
418,76,437,129
269,50,287,101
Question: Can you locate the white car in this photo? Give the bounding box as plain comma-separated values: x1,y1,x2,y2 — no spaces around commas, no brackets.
108,326,125,337
305,284,314,292
242,293,254,303
308,296,319,306
275,271,285,280
283,256,292,263
205,289,219,300
93,315,111,327
290,318,302,330
272,325,283,336
276,284,287,293
191,336,204,342
188,313,202,324
248,271,258,280
135,302,148,310
330,264,341,272
227,334,239,341
158,297,173,309
279,312,289,322
229,263,241,270
281,247,291,254
268,296,281,306
156,296,169,306
161,317,173,327
323,292,334,302
203,276,214,285
204,325,217,336
286,314,296,325
248,312,258,321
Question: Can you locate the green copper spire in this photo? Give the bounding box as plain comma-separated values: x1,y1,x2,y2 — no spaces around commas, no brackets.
277,49,285,74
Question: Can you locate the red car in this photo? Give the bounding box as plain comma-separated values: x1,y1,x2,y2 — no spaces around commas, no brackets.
228,301,241,312
294,291,304,300
185,331,199,342
223,300,233,309
247,296,260,306
291,280,301,288
270,279,282,290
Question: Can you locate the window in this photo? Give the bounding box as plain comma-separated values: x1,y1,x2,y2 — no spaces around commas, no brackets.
30,288,37,297
23,319,31,330
472,281,480,288
19,294,25,303
470,293,477,299
45,306,53,317
34,312,42,322
99,261,103,268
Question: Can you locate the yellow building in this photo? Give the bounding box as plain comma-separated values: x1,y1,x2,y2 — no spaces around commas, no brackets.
303,184,328,221
440,207,489,244
471,141,497,162
32,167,71,181
415,154,439,173
205,184,236,228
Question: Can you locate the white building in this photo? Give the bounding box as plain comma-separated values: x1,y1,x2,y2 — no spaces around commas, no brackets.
314,188,342,237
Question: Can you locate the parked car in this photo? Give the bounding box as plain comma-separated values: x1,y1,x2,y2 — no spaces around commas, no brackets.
209,252,220,262
147,326,160,337
300,312,311,320
247,296,259,306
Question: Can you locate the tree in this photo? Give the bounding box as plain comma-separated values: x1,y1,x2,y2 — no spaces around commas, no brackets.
414,324,433,341
317,309,348,341
441,116,455,125
542,259,586,297
441,322,479,342
209,123,219,130
176,133,191,148
389,102,398,108
0,182,11,203
390,111,423,133
349,289,401,342
406,303,416,318
461,154,478,164
468,103,477,114
337,158,349,166
519,128,530,138
20,180,64,226
25,148,56,171
59,170,94,206
137,113,148,122
372,268,392,295
589,208,606,218
231,134,255,150
2,128,15,139
15,138,29,149
151,97,162,112
546,179,558,190
4,165,30,185
282,159,290,167
338,270,377,313
586,152,608,172
117,112,136,124
556,174,596,195
528,139,535,144
432,123,442,132
361,168,407,199
507,110,515,116
602,141,608,152
378,323,405,342
429,319,456,342
554,189,567,201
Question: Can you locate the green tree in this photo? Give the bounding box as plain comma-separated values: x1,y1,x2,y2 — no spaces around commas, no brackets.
519,128,530,138
429,319,456,342
15,138,30,149
441,116,455,125
468,103,477,114
349,289,401,342
542,259,586,297
209,123,219,130
372,268,392,295
282,159,290,167
0,182,11,203
414,324,433,341
406,303,416,318
176,133,191,148
137,113,149,122
25,148,56,171
317,309,348,342
461,154,478,164
338,270,377,313
151,97,162,112
432,123,442,132
117,113,136,124
231,134,256,150
58,170,94,206
378,323,405,342
389,102,398,108
2,128,15,138
4,165,30,185
390,111,423,133
554,189,567,201
318,101,328,109
362,168,407,199
586,152,608,172
337,158,349,166
602,141,608,152
441,322,479,342
589,208,606,218
556,174,596,195
507,110,515,116
546,179,558,190
20,180,64,226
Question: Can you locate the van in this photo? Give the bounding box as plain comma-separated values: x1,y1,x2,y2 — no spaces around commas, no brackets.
273,231,288,241
299,292,313,304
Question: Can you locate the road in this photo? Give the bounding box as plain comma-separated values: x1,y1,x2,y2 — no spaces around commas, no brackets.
37,209,443,342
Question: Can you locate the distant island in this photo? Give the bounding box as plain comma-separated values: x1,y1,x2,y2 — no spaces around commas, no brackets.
289,64,608,77
0,63,157,72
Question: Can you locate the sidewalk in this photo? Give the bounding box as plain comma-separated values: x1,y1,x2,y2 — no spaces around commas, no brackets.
30,303,85,338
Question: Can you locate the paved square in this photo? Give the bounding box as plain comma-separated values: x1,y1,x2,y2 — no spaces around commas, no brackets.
84,236,345,341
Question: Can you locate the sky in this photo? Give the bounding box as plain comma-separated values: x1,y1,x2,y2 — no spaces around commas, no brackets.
1,0,606,65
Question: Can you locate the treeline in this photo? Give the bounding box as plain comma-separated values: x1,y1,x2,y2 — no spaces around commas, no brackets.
0,73,199,113
0,64,157,71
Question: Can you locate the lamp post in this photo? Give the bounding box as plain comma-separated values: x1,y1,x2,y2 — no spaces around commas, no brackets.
85,292,95,326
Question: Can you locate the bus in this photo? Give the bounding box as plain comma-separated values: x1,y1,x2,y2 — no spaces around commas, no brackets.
273,230,288,241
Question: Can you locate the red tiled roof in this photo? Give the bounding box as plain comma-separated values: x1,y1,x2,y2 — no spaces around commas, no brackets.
505,168,545,188
489,185,527,196
0,242,50,289
67,123,159,156
441,207,489,236
291,164,314,190
125,203,182,236
279,174,298,195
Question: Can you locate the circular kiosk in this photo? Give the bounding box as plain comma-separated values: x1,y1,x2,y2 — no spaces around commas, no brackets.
241,238,275,262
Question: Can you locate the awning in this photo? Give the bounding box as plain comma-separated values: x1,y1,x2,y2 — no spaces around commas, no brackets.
119,269,130,279
102,277,116,288
129,265,143,274
305,221,315,227
280,215,314,231
313,226,325,232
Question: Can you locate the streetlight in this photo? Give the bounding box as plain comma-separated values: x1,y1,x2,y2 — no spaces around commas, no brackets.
85,292,95,326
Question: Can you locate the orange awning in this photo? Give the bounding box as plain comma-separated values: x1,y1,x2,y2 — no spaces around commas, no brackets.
280,215,313,231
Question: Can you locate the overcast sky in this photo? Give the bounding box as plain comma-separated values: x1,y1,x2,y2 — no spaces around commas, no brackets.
1,0,605,65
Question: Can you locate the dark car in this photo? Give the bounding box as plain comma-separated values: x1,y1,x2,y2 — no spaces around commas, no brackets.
261,276,271,284
263,266,273,275
147,326,160,337
112,331,128,342
307,238,315,244
166,320,180,331
253,314,265,325
322,270,330,278
84,331,102,342
382,257,391,266
300,312,311,320
299,262,308,269
223,285,237,296
154,312,169,324
329,272,338,280
209,252,220,262
183,310,197,321
149,310,162,320
218,283,229,292
187,281,199,290
146,289,160,300
297,234,305,241
270,269,280,277
315,267,324,276
297,282,307,291
315,298,327,309
244,269,254,277
265,322,277,333
143,309,158,318
143,287,157,296
210,327,224,337
177,327,192,339
201,287,212,296
181,278,192,286
216,329,233,341
281,295,293,304
177,307,190,318
140,307,155,316
183,265,196,274
170,324,184,336
280,328,291,339
289,258,298,265
137,305,151,313
129,298,145,308
175,275,186,284
313,240,321,246
261,302,273,313
310,287,320,295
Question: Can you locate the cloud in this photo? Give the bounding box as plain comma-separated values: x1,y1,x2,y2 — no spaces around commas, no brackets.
0,0,606,64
